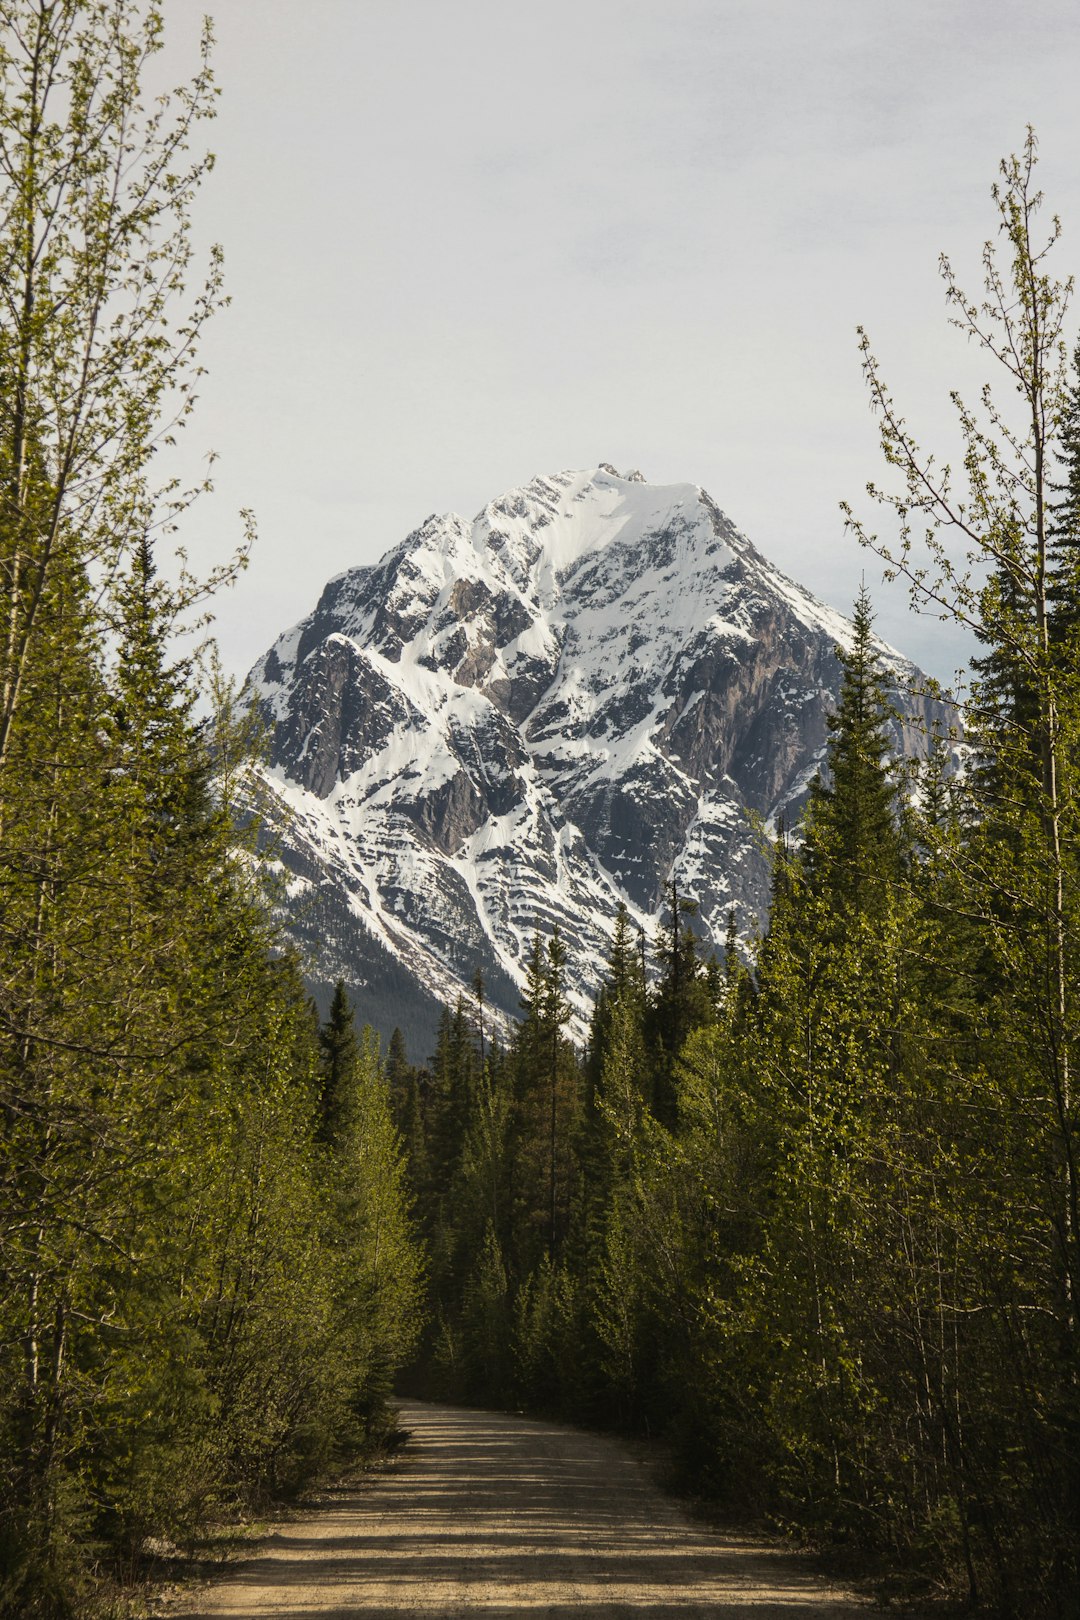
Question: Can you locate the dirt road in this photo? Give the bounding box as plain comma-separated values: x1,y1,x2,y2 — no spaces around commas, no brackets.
180,1400,875,1617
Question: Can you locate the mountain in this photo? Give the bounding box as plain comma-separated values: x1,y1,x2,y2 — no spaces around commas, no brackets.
243,465,947,1052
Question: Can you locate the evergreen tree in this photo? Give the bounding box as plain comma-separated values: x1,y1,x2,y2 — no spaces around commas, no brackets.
472,968,487,1074
678,584,920,1541
319,980,359,1141
329,1022,423,1423
846,131,1080,1609
512,932,577,1266
800,585,906,916
647,881,713,1126
1048,337,1080,652
0,8,425,1608
385,1026,411,1100
387,142,1080,1620
582,905,646,1215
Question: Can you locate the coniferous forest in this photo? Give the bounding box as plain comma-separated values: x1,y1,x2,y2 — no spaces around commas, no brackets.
0,6,423,1614
0,4,1078,1618
392,142,1080,1618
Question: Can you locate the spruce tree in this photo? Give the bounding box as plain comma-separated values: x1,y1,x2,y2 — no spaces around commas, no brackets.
319,980,359,1142
648,881,712,1126
510,933,577,1267
713,583,922,1540
800,585,906,916
583,903,646,1200
385,1027,411,1099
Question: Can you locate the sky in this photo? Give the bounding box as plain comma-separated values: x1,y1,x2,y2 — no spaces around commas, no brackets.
158,0,1080,687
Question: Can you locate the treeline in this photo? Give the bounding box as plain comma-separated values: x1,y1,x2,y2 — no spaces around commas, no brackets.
400,146,1080,1618
0,7,421,1616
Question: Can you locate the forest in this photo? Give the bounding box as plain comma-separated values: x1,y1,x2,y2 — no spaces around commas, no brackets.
388,143,1080,1618
0,3,1077,1618
0,5,424,1615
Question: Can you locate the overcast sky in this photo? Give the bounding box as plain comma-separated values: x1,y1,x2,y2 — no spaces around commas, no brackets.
160,0,1080,686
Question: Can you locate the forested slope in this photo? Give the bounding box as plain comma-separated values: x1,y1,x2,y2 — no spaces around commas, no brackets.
0,8,422,1616
396,144,1080,1618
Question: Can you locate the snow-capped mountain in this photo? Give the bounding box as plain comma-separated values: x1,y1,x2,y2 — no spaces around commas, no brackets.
245,466,946,1052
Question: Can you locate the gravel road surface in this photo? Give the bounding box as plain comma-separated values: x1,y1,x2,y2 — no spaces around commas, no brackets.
180,1399,876,1617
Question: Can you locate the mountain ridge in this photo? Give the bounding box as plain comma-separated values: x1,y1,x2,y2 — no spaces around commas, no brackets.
243,465,948,1049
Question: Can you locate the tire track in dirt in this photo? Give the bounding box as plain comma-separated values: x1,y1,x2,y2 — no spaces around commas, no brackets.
180,1399,877,1617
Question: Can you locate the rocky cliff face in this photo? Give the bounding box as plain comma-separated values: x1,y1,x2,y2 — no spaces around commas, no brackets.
244,466,946,1050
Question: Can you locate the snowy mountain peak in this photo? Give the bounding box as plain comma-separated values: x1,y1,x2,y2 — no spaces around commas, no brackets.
244,467,946,1049
472,466,721,594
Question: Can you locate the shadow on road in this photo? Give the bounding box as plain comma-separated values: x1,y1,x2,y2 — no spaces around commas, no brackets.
181,1402,871,1618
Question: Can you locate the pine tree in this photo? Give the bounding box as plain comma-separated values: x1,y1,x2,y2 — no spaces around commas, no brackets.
319,980,359,1141
587,903,642,1088
510,933,578,1268
707,583,923,1540
472,968,487,1074
800,586,906,917
648,881,713,1126
385,1026,411,1101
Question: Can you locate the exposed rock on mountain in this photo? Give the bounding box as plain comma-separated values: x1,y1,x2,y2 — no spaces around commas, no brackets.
245,466,946,1050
